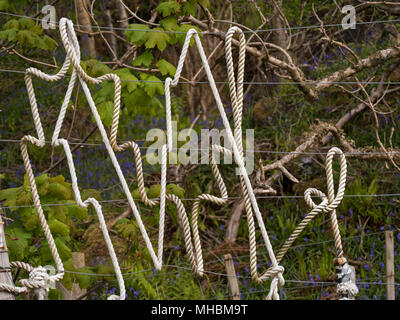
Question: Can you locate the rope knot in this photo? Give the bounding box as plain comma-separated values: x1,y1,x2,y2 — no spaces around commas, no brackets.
266,265,285,300
24,266,53,290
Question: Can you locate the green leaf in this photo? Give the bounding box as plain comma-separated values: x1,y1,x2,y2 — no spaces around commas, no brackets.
18,18,35,30
160,16,179,31
157,1,181,17
124,87,151,110
0,0,10,10
40,237,71,262
16,30,37,47
114,68,139,93
75,267,94,289
132,51,154,67
175,24,201,44
125,24,150,44
47,182,72,200
96,101,114,127
42,35,58,51
6,227,31,261
197,0,210,8
166,183,185,198
145,28,170,51
93,81,115,104
49,219,70,237
3,19,18,30
24,214,39,231
81,188,102,201
49,205,68,222
114,220,138,239
0,29,17,42
143,75,164,97
148,184,161,198
156,59,176,76
183,0,197,16
67,204,88,220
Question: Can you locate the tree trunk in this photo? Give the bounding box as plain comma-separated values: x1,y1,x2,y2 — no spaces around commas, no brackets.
75,0,97,58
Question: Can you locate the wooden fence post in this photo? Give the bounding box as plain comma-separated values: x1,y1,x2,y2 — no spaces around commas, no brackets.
385,231,395,300
224,254,240,300
0,213,15,300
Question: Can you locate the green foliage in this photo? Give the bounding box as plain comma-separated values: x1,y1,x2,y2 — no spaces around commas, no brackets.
132,51,154,67
0,173,98,268
157,1,181,17
157,59,176,76
144,27,170,51
0,18,57,51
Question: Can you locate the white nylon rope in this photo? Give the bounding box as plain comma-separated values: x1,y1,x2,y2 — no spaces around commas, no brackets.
1,17,358,300
164,27,284,299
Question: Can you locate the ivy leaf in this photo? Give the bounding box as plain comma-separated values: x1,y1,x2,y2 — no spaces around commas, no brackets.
125,24,150,44
143,75,164,97
132,51,154,67
145,28,170,51
96,101,114,127
160,16,179,31
157,59,176,76
157,1,181,17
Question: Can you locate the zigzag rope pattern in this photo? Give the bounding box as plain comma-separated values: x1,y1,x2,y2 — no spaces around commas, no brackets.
0,17,358,300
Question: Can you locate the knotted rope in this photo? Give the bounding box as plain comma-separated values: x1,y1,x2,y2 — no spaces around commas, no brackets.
260,147,358,299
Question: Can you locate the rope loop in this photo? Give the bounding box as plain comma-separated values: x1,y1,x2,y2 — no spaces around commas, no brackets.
324,147,347,212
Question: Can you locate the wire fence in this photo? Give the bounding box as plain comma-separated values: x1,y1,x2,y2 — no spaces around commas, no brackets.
2,68,400,86
1,11,400,34
1,7,400,301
